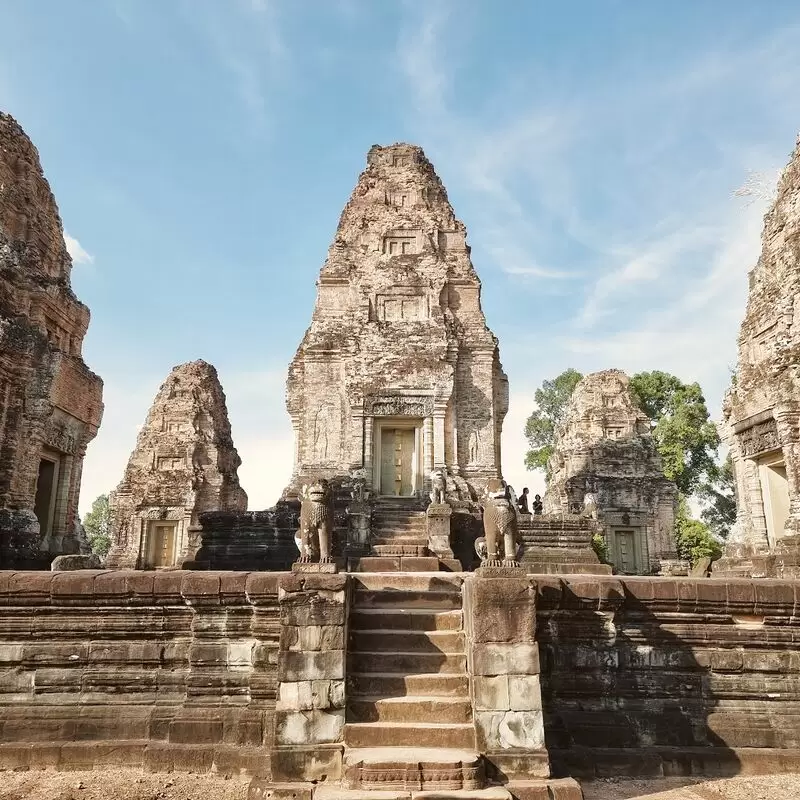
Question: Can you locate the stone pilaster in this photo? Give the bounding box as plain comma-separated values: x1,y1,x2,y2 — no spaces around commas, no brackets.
271,573,348,783
426,502,454,560
776,405,800,535
464,574,549,782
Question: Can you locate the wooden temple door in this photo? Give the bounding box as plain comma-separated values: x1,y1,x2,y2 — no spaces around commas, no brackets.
614,530,637,574
379,428,416,496
149,523,177,568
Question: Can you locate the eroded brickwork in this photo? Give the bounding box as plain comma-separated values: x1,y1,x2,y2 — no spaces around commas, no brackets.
106,361,247,569
0,570,280,775
545,370,679,574
286,144,508,504
0,112,103,567
719,136,800,576
2,571,800,782
538,576,800,777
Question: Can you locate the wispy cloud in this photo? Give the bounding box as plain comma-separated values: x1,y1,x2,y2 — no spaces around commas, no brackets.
178,0,290,135
64,232,94,265
395,2,799,481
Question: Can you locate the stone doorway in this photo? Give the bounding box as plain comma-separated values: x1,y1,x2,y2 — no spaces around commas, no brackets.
374,421,422,497
33,454,60,538
758,452,790,547
143,522,177,568
611,528,641,574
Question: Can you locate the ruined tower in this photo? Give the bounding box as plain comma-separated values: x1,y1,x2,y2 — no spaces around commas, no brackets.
717,135,800,577
544,369,679,574
105,360,247,569
0,112,103,568
286,143,508,502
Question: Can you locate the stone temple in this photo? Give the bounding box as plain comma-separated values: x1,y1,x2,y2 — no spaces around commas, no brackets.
717,135,800,577
7,121,800,800
0,112,103,568
286,143,508,503
544,370,680,575
106,360,247,569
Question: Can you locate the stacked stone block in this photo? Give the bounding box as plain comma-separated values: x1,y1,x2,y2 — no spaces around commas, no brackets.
465,574,549,781
272,572,348,782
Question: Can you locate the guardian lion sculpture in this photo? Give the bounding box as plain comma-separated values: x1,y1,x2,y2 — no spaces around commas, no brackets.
429,469,447,505
478,478,520,567
296,479,334,564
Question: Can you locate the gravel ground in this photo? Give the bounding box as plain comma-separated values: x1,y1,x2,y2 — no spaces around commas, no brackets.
582,773,800,800
2,770,800,800
0,770,250,800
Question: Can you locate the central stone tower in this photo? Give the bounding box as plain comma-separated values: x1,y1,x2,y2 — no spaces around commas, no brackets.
286,144,508,503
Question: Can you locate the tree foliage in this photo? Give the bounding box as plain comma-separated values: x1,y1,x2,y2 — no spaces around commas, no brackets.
82,494,111,557
675,495,722,565
524,368,583,474
698,454,736,539
629,371,721,496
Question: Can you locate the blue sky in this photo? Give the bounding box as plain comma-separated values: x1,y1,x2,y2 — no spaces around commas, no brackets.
2,0,799,512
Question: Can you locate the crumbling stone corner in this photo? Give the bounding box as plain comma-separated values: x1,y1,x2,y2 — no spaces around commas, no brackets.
271,572,349,783
464,574,549,782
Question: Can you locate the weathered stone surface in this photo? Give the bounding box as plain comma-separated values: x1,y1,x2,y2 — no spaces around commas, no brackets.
50,554,101,570
0,112,103,568
285,143,508,508
538,575,800,777
719,135,800,576
544,369,680,574
467,576,536,644
0,569,279,775
105,360,247,569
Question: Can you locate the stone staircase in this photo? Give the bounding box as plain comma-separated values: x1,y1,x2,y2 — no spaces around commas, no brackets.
354,498,442,572
343,574,492,794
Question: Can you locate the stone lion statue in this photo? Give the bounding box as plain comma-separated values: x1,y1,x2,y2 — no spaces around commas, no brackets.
296,479,334,564
429,469,447,504
478,478,520,567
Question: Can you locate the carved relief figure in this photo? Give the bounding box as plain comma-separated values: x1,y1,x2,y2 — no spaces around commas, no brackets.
468,428,480,465
297,479,334,564
477,478,520,567
312,403,335,463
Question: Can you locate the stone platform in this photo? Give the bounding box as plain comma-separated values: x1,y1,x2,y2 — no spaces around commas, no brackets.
518,515,611,575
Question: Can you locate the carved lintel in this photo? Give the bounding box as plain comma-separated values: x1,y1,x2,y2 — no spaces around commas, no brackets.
738,417,780,458
366,394,433,417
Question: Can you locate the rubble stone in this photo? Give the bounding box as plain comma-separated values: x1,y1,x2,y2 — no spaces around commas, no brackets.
105,361,246,569
717,135,800,577
544,369,679,574
0,112,103,568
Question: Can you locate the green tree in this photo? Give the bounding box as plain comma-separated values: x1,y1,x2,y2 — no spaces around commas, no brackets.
629,371,721,495
82,494,111,557
698,454,736,539
524,368,583,474
675,495,722,565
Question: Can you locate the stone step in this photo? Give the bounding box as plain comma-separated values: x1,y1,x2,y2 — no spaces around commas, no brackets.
315,789,514,800
348,672,469,698
372,542,429,550
372,534,429,543
340,747,485,792
348,696,473,724
350,651,467,675
413,791,511,800
350,609,463,632
354,591,462,610
351,630,465,654
344,722,476,749
353,574,464,592
521,561,613,575
353,556,442,572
